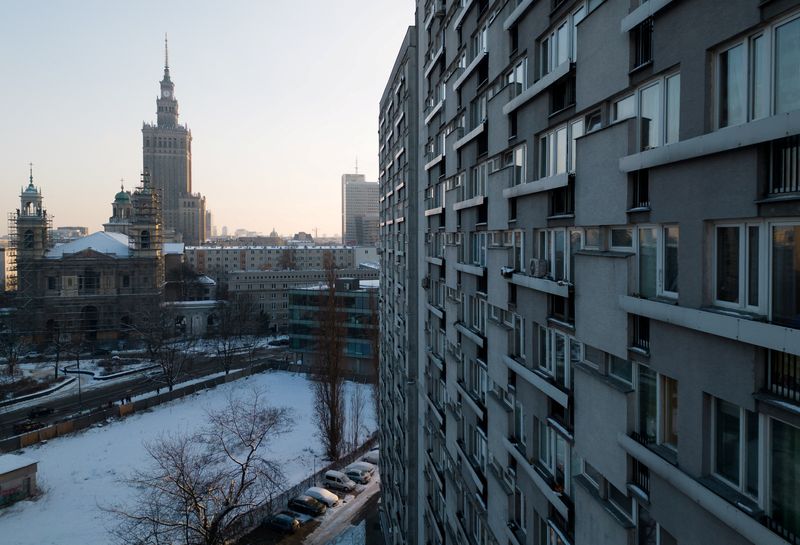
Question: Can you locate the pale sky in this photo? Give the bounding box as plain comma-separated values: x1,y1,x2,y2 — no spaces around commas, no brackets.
0,0,415,238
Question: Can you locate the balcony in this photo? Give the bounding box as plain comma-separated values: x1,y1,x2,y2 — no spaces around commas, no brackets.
452,0,474,29
503,355,569,408
454,121,486,151
503,0,535,31
769,135,800,197
766,350,800,404
511,271,570,298
503,171,570,199
503,436,570,519
619,295,800,356
423,0,445,30
424,96,444,126
424,147,444,171
503,60,571,116
453,46,487,91
620,0,675,32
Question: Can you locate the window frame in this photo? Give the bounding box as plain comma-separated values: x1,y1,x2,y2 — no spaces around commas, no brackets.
714,10,800,129
713,222,765,313
637,224,679,299
710,397,763,502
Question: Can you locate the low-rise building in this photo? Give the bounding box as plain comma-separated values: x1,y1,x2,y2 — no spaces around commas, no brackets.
288,278,378,377
229,267,378,333
0,454,37,508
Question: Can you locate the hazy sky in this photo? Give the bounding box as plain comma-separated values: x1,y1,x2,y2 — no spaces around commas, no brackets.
0,1,414,237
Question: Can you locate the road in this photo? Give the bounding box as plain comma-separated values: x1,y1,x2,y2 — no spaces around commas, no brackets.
0,347,290,440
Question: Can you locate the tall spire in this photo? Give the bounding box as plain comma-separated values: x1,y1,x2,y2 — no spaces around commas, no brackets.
163,33,170,79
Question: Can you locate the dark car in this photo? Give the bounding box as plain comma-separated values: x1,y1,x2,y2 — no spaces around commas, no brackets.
13,420,44,435
267,338,290,347
28,406,54,419
288,494,326,517
265,512,299,533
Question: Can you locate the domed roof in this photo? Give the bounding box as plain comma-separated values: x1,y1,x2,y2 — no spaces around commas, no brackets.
115,190,131,203
22,182,39,196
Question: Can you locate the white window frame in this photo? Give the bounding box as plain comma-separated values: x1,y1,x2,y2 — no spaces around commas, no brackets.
635,364,679,451
637,224,679,299
535,228,572,282
539,118,583,179
709,397,764,503
715,10,800,129
609,226,635,252
537,325,575,390
538,4,586,79
712,222,766,313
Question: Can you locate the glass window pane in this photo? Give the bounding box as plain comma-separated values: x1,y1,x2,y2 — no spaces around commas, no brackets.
772,225,800,327
666,74,681,144
715,400,741,484
747,226,759,307
614,95,635,121
638,504,658,545
554,230,566,280
771,418,800,537
640,83,661,150
555,333,566,385
609,355,632,384
752,35,769,119
719,44,746,127
639,227,657,298
662,376,678,448
775,18,800,114
663,226,679,294
745,410,759,496
585,227,600,248
556,127,568,174
716,226,740,303
557,23,569,65
611,228,633,248
638,366,658,444
570,119,584,173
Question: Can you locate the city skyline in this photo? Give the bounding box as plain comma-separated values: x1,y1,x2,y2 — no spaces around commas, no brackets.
0,0,413,238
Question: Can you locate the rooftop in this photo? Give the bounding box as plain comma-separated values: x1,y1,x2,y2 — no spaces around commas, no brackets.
47,231,131,259
0,453,37,475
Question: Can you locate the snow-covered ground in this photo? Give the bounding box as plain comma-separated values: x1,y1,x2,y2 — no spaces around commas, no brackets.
0,371,376,545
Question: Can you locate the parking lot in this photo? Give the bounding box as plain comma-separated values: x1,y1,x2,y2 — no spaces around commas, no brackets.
238,471,381,545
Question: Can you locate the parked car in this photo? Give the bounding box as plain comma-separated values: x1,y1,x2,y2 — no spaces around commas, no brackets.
347,461,376,475
323,470,356,492
288,494,326,516
361,447,379,465
28,406,54,419
305,486,339,507
267,338,289,347
13,420,44,435
344,465,371,485
265,512,299,533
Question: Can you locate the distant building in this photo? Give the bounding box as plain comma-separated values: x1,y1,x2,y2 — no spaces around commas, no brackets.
51,226,88,244
229,267,379,333
0,454,37,508
0,247,11,292
341,173,379,246
287,231,315,246
288,277,378,376
11,170,163,344
184,245,378,285
141,37,207,246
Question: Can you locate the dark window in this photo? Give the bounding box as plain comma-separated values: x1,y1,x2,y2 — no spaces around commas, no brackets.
631,169,650,209
509,111,518,139
770,135,800,195
122,275,130,288
632,315,650,352
551,76,576,114
585,110,602,132
632,18,653,68
47,276,56,290
549,294,574,324
510,26,519,55
550,184,574,216
23,229,34,249
141,230,151,250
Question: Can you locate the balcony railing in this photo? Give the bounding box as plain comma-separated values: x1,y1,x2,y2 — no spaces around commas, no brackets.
768,350,800,403
763,515,800,545
632,458,650,495
770,135,800,195
632,315,650,352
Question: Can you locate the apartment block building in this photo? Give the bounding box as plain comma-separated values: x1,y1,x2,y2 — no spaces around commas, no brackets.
228,266,379,332
343,173,381,245
381,1,800,545
183,245,378,284
378,26,423,544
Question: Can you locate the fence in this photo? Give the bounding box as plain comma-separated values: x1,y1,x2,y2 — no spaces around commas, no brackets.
230,434,379,542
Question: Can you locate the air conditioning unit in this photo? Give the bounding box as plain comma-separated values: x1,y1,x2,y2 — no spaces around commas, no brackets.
531,258,550,278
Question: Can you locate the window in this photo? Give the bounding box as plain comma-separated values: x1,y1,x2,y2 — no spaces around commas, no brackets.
585,110,602,132
508,58,528,98
631,170,650,209
537,419,571,494
714,224,762,311
637,225,679,298
469,231,487,267
550,184,574,217
631,18,653,68
609,355,632,384
769,418,800,539
513,486,526,532
771,223,800,327
713,398,759,498
584,227,601,249
610,227,634,251
539,125,569,178
511,230,525,272
582,460,603,489
551,76,576,113
468,161,488,198
506,144,527,186
537,325,576,389
608,483,633,520
539,5,586,78
613,95,635,122
717,13,800,128
535,228,574,281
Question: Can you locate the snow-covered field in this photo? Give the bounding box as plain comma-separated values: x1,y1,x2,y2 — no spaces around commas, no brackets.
0,371,376,545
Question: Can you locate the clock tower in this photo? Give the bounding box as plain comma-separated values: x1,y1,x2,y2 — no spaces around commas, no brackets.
156,36,178,128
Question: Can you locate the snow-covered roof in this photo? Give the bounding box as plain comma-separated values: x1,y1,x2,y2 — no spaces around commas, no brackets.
197,275,216,285
47,231,131,259
359,261,379,270
164,242,185,255
0,453,37,474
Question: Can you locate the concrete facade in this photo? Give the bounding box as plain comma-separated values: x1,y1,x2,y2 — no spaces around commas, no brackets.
382,1,800,545
378,26,422,545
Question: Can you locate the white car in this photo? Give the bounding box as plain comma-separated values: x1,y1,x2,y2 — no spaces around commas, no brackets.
304,486,339,508
344,466,371,485
361,448,379,465
347,461,376,476
323,470,356,492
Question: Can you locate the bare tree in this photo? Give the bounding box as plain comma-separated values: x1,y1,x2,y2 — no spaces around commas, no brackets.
347,385,366,452
107,389,292,545
132,302,175,363
0,319,25,379
153,336,196,392
213,295,257,375
277,248,296,270
312,252,346,460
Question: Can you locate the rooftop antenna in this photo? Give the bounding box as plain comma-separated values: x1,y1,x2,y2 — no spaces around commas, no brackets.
29,162,34,185
355,156,359,174
164,33,169,69
120,178,125,191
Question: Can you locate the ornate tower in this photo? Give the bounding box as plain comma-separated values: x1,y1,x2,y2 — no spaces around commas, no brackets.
16,166,49,259
103,182,133,235
129,168,163,258
142,35,193,240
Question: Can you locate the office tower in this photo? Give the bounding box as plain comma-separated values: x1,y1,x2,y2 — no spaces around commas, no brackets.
381,1,800,544
342,173,380,245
